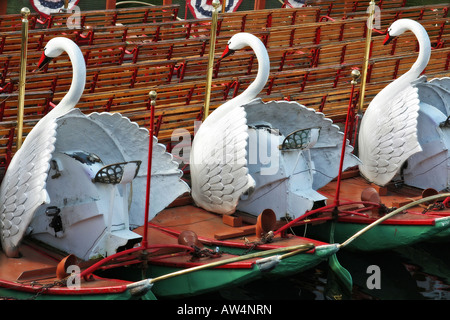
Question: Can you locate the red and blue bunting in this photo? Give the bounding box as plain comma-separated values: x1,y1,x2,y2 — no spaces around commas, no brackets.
31,0,80,18
187,0,243,19
283,0,306,8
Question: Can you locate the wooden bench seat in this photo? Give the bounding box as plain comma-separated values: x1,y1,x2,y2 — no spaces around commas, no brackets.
0,4,179,32
264,17,370,48
216,6,321,37
18,59,177,102
0,27,78,54
0,12,42,32
345,4,449,25
35,4,180,29
0,90,54,122
300,0,406,18
126,34,234,64
1,42,130,89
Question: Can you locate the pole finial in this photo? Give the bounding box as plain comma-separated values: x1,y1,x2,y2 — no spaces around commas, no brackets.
351,69,361,85
149,90,157,101
21,7,30,18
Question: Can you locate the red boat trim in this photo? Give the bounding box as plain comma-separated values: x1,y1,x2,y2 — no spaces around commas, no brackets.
337,213,437,226
0,275,130,296
79,244,194,279
316,189,441,226
148,223,321,252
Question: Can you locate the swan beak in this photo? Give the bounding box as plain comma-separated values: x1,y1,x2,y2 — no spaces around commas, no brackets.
37,52,53,70
383,33,395,45
219,46,235,61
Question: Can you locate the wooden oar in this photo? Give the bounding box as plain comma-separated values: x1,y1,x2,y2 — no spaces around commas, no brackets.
126,243,317,294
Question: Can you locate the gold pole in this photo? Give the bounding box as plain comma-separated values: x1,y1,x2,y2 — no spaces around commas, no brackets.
63,0,69,12
202,0,220,121
222,0,226,13
16,7,30,150
358,0,376,114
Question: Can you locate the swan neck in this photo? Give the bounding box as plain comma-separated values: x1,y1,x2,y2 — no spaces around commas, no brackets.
204,35,269,124
373,21,431,104
239,37,270,104
53,41,86,117
409,21,431,75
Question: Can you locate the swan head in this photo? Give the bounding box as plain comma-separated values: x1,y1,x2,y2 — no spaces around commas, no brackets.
383,19,415,45
219,32,257,61
37,37,67,70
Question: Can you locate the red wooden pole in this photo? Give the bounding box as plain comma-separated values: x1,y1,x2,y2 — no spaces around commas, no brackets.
0,0,7,15
333,72,358,206
254,0,265,10
142,93,156,248
105,0,116,9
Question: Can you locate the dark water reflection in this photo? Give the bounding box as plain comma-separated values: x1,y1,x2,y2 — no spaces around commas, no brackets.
191,240,450,300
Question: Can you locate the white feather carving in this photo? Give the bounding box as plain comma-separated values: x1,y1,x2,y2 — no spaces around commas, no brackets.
359,85,422,185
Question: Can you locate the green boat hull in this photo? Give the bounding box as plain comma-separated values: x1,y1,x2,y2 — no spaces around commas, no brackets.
150,244,338,298
98,244,338,299
0,286,157,300
424,223,450,242
302,217,450,251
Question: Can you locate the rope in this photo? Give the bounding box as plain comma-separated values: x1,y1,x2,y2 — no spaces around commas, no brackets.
12,276,70,300
189,245,222,261
240,231,275,255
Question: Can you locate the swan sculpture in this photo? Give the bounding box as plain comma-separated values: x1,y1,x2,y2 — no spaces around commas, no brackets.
190,33,265,215
358,19,450,190
0,37,189,259
190,33,359,219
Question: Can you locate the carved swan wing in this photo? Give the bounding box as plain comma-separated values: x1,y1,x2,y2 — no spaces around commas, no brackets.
190,102,255,215
0,120,57,257
358,84,422,186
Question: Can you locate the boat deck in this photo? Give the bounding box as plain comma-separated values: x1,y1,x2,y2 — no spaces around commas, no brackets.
140,222,262,269
145,204,328,249
0,243,60,283
0,241,131,293
319,175,450,224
